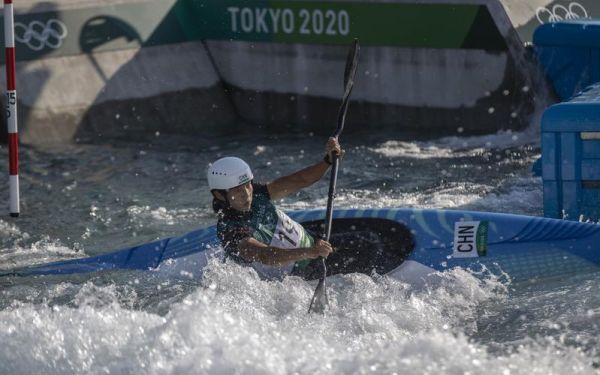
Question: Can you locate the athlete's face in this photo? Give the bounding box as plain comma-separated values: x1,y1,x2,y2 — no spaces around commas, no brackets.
226,182,253,211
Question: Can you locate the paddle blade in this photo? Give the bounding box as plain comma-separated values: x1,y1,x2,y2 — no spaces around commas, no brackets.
343,39,360,91
308,277,328,314
334,39,360,138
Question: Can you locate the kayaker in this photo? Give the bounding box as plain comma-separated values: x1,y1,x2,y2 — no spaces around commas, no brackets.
208,137,343,278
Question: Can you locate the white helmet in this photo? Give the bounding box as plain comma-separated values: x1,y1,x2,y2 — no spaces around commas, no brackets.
207,157,254,190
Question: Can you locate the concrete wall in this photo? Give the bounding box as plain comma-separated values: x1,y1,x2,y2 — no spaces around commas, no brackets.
179,0,553,135
1,0,237,143
208,40,535,134
0,0,576,144
7,42,236,143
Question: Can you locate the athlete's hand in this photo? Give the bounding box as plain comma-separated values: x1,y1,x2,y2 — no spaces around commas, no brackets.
325,137,344,163
309,239,333,258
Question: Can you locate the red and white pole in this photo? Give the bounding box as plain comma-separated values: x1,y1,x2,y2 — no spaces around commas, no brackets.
4,0,18,217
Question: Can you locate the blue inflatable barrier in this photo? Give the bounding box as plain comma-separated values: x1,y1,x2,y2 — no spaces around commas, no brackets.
534,20,600,101
542,83,600,221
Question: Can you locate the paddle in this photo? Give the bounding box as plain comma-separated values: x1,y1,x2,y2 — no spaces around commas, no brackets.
308,39,360,314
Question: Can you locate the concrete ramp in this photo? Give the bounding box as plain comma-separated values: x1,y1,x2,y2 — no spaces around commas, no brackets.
0,0,586,143
1,0,237,143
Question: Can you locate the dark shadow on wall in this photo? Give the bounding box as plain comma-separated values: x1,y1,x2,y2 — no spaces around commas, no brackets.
74,4,237,143
79,15,143,82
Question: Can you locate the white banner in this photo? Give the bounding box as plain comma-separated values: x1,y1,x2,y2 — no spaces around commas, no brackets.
452,221,488,258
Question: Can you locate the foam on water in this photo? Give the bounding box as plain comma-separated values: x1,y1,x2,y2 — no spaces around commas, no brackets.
464,177,544,215
127,205,206,228
371,127,540,159
284,176,542,216
475,272,600,357
0,261,595,374
0,235,82,270
1,130,598,373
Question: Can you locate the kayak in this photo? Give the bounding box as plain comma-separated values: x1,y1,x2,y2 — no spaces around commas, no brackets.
3,208,600,283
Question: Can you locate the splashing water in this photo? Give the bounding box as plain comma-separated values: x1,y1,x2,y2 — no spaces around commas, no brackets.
0,132,598,373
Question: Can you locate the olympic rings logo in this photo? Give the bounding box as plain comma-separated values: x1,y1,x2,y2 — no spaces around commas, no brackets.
14,19,68,51
536,2,589,24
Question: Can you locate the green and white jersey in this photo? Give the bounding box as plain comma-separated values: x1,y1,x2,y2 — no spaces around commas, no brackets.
217,183,315,264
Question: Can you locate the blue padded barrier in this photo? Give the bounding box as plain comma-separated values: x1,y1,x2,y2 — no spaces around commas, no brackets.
534,20,600,101
542,83,600,221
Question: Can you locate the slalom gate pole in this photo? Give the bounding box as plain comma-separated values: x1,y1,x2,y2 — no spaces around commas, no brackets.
4,0,19,217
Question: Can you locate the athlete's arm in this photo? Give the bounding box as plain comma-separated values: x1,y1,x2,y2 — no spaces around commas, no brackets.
236,237,333,266
267,137,343,200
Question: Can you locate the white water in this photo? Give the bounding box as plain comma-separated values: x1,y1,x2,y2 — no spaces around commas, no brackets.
0,130,598,374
